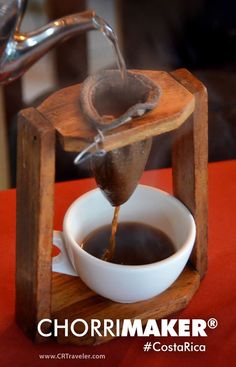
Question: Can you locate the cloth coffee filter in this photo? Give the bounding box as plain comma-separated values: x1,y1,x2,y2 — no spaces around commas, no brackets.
79,70,160,131
79,70,161,206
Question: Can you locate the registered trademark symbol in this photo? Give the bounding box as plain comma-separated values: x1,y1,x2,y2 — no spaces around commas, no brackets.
207,318,218,329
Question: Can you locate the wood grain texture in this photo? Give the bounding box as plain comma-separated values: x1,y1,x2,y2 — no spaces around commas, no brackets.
37,70,195,152
16,108,55,341
52,266,200,345
171,69,208,278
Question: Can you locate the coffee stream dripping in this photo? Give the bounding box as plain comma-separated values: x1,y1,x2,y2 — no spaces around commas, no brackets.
101,206,120,262
76,16,159,262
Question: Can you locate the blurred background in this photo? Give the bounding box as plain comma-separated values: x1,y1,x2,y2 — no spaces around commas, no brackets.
0,0,236,189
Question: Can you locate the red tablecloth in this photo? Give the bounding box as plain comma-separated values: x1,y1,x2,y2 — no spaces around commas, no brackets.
0,161,235,367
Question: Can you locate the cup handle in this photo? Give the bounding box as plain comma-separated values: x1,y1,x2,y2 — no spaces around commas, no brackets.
52,230,78,277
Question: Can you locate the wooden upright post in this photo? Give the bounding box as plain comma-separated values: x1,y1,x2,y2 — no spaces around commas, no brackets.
16,108,55,341
171,69,208,278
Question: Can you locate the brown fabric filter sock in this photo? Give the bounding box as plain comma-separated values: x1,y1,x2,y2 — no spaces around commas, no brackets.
79,70,161,206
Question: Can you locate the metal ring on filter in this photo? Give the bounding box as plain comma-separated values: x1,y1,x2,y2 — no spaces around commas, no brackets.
73,129,106,165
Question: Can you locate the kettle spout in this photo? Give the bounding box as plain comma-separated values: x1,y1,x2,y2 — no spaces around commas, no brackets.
0,10,99,84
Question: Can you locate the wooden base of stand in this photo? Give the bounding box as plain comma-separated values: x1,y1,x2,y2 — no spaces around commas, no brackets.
51,265,200,345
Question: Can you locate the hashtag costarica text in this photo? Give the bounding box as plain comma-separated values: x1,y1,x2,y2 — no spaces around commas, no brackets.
143,341,206,352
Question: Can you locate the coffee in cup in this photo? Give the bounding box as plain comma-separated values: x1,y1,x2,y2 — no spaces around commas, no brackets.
80,222,175,265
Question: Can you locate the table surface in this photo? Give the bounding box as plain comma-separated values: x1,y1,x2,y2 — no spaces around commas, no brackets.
0,160,235,367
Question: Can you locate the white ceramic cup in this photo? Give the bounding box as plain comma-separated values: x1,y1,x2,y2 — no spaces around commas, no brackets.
52,185,196,303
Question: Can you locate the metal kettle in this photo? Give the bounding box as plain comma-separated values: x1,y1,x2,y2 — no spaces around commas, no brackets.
0,0,100,84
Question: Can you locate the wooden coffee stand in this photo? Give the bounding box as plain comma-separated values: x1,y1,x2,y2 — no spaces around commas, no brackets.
16,69,208,345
